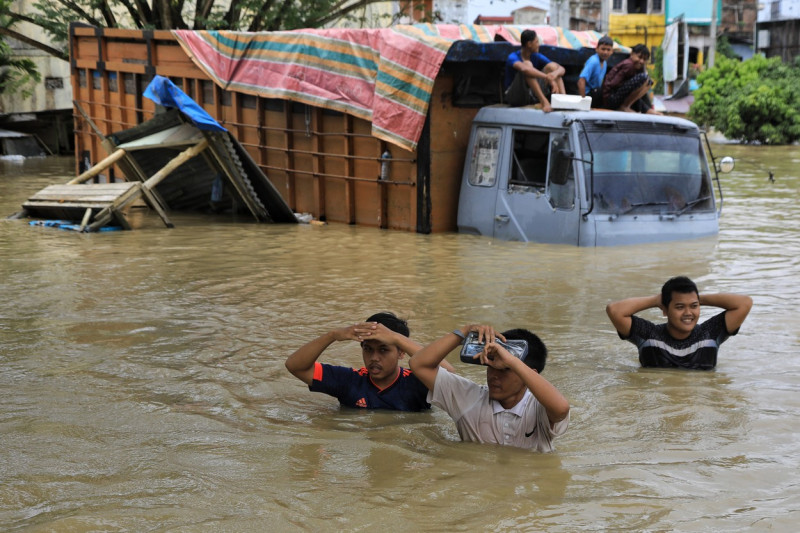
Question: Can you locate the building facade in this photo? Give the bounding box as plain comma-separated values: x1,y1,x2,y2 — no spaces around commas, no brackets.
756,0,800,62
0,0,72,153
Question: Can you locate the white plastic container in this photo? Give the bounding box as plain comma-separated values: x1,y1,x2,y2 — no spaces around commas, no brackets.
551,94,592,111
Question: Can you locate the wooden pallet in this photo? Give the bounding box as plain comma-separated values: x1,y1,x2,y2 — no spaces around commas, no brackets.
23,182,143,231
21,130,209,231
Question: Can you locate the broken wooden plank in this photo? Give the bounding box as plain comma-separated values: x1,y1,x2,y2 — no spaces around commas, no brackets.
142,138,209,190
79,207,92,231
67,149,127,184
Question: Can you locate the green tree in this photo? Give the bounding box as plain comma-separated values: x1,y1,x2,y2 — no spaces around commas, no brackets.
689,55,800,144
716,34,738,61
5,0,394,55
0,0,41,95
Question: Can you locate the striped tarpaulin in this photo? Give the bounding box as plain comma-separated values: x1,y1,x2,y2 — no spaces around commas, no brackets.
173,25,622,151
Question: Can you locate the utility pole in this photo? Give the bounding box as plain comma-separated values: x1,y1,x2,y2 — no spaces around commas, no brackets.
708,0,718,68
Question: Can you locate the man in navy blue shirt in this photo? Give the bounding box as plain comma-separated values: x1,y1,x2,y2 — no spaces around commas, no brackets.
606,276,752,369
285,312,454,411
504,29,566,112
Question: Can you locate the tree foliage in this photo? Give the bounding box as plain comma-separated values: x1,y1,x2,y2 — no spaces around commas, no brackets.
0,0,41,96
6,0,399,53
689,55,800,144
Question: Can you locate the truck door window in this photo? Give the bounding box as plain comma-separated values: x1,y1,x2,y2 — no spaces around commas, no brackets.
510,130,549,188
468,127,501,187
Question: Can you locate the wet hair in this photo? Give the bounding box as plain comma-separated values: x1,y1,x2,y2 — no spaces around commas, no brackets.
598,35,614,48
631,43,650,60
661,276,699,308
520,29,538,47
365,311,409,337
502,328,547,373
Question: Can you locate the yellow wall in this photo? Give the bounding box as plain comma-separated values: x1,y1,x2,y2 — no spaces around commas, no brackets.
608,14,666,50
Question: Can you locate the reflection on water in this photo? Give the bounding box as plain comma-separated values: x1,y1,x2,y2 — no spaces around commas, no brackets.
1,147,799,530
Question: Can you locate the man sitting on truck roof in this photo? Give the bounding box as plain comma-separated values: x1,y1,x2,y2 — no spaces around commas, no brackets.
504,29,566,112
601,43,662,114
606,276,753,369
577,35,615,108
285,312,455,411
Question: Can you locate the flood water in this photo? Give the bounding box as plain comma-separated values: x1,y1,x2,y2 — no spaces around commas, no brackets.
1,146,799,531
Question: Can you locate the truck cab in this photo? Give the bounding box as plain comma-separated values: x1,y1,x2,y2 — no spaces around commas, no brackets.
457,107,724,246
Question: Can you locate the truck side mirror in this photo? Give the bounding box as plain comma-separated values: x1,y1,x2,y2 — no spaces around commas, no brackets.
550,149,574,186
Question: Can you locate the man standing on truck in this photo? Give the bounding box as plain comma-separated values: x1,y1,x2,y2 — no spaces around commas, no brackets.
409,324,570,451
285,312,455,411
601,43,662,114
577,35,615,107
504,29,566,112
606,276,753,369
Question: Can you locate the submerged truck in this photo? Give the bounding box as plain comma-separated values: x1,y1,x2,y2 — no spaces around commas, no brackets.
458,106,731,246
68,24,731,245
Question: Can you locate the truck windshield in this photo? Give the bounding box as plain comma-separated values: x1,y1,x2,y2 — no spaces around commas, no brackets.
581,129,714,216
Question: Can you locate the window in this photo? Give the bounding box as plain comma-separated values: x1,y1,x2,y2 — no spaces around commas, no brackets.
468,127,501,187
580,129,713,215
510,130,549,188
45,77,63,90
613,0,623,10
508,129,575,209
627,0,647,14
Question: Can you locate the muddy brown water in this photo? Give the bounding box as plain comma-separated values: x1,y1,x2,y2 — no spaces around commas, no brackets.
1,146,798,531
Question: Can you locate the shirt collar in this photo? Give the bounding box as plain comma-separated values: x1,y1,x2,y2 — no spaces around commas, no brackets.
491,389,532,417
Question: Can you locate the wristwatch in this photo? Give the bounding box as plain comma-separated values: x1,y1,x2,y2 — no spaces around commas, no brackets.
452,329,466,344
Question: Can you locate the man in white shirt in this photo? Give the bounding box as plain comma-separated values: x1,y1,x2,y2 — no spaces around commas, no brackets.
410,324,569,451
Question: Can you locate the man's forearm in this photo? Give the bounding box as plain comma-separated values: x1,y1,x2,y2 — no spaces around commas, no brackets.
608,295,660,316
606,295,660,336
392,334,422,358
700,293,753,333
285,332,336,380
509,358,569,424
412,333,461,370
699,293,752,311
409,331,463,390
577,78,587,97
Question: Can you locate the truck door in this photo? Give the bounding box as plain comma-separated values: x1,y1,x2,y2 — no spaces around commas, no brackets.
492,129,580,244
457,126,504,238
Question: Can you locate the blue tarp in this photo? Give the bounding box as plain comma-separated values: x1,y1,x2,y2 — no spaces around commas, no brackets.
29,220,122,232
143,75,227,132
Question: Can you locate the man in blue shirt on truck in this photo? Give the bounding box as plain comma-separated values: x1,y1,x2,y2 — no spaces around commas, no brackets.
577,35,614,107
504,29,566,112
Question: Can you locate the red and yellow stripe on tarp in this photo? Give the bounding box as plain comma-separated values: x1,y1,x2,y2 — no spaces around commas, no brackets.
173,24,625,151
